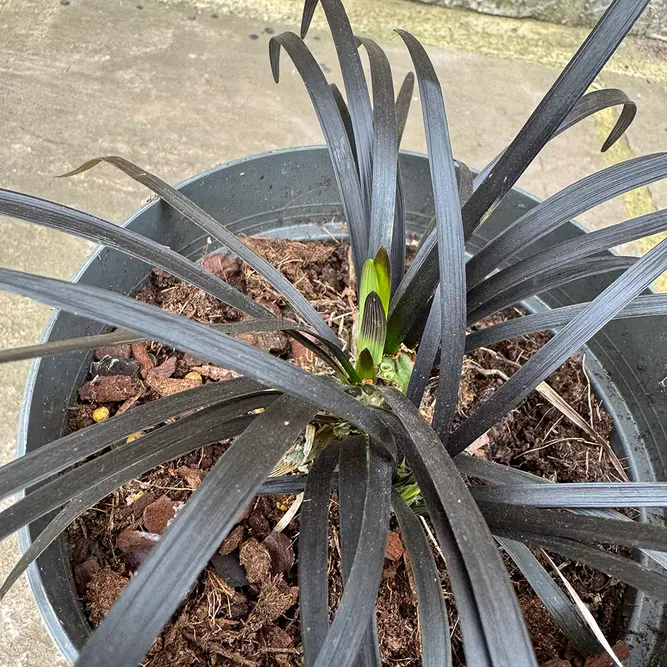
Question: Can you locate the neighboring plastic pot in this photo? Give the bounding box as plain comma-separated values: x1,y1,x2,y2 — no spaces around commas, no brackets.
17,147,667,665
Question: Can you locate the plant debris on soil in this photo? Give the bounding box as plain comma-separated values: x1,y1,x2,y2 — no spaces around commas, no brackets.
67,237,629,666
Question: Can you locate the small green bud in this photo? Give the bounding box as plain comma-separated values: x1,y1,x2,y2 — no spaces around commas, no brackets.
379,359,394,374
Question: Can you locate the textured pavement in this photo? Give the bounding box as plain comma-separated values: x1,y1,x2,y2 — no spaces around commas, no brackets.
1,0,666,664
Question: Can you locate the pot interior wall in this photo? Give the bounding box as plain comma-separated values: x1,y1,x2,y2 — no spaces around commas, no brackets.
18,147,667,664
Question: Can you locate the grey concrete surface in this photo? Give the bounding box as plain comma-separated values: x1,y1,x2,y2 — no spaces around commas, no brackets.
0,0,666,665
410,0,667,41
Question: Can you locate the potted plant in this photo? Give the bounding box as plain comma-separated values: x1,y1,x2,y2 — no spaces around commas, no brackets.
3,0,667,665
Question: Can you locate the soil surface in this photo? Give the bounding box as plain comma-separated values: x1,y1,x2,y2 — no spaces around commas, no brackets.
66,237,629,666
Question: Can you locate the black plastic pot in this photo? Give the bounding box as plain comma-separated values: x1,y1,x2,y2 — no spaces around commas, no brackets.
17,147,667,665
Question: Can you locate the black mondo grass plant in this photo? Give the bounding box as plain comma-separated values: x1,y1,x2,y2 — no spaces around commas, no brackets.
5,0,667,664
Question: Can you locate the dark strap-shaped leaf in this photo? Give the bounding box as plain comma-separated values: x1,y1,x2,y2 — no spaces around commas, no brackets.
468,209,667,309
473,482,667,507
418,164,470,259
0,395,276,542
456,455,667,572
402,0,649,325
557,88,636,152
395,71,414,146
299,441,340,665
392,168,407,295
257,473,313,494
471,88,637,194
495,537,602,657
450,232,667,454
358,37,397,260
392,492,452,667
59,156,340,347
339,438,371,578
467,255,638,324
406,286,440,407
380,388,537,667
390,72,414,292
0,328,145,364
270,33,367,276
466,153,667,289
385,430,493,667
0,319,302,365
0,268,391,444
392,31,466,447
0,376,266,501
285,329,359,382
455,454,537,483
75,396,317,667
415,264,643,402
481,501,667,552
424,506,492,667
381,436,497,667
465,293,667,351
0,413,256,600
457,160,474,208
0,188,268,319
462,0,649,239
494,530,667,601
339,436,382,667
330,82,359,170
312,440,393,667
300,0,374,223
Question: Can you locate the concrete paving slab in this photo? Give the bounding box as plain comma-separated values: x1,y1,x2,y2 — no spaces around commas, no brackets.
1,0,666,665
604,72,667,216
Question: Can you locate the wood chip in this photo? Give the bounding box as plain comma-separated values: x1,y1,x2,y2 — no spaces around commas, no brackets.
191,364,239,381
94,344,132,360
143,495,180,534
464,432,490,457
384,530,405,561
219,525,245,556
583,642,631,667
115,528,160,569
472,351,628,481
90,356,141,378
131,342,154,378
126,491,157,517
116,528,160,553
78,375,143,402
147,376,201,397
201,253,242,281
146,355,177,381
183,353,206,366
289,339,315,367
239,538,272,583
244,577,298,633
177,465,202,489
115,390,143,415
235,331,290,355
